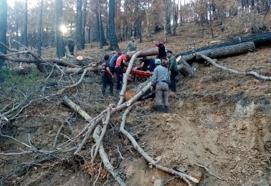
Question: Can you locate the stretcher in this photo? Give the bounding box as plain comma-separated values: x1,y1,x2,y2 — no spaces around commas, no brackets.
131,69,152,78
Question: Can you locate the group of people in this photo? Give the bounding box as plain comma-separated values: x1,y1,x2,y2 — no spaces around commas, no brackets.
100,40,179,113
100,51,130,96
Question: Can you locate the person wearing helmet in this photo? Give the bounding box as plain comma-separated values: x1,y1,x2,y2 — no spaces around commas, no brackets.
151,59,170,112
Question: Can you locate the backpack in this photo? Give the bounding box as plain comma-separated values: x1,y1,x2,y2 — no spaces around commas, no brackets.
109,55,118,68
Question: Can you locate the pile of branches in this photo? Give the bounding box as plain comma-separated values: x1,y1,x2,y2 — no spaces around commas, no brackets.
0,42,99,77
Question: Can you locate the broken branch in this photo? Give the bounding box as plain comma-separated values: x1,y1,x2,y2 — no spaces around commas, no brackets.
119,105,199,185
198,53,271,81
93,125,126,186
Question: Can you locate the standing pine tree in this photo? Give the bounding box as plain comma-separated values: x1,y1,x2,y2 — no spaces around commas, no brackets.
55,0,65,58
164,0,172,37
96,0,107,48
108,0,119,50
23,0,28,46
37,0,43,57
0,0,7,82
82,0,88,47
76,0,84,50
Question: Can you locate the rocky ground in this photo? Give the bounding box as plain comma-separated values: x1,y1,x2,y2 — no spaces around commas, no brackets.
1,21,271,186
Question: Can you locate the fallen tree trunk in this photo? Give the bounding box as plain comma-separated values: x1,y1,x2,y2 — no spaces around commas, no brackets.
177,58,196,77
0,55,78,67
63,96,92,122
61,83,152,152
118,51,142,105
127,48,158,58
93,126,126,186
178,42,255,63
178,31,271,58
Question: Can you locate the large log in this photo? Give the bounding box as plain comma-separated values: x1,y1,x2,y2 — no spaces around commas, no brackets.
127,48,158,58
178,42,255,63
178,31,271,58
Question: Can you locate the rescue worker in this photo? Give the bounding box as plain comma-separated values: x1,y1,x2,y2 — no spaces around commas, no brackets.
126,38,137,52
101,55,114,96
167,50,178,92
151,59,170,112
154,40,167,60
115,54,130,91
108,51,121,74
138,57,156,72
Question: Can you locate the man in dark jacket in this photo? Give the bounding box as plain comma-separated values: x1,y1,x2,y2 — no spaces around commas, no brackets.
167,50,178,92
154,40,167,60
101,55,114,96
138,57,156,72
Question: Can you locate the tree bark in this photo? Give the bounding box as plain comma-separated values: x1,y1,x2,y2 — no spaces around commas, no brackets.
76,0,84,50
96,0,107,48
181,42,255,62
172,1,178,36
178,31,271,58
82,0,88,47
55,0,65,58
37,0,43,57
0,0,7,72
164,0,172,37
23,0,28,47
108,0,119,50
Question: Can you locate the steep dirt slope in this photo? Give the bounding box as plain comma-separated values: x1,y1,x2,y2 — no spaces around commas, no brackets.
122,47,271,185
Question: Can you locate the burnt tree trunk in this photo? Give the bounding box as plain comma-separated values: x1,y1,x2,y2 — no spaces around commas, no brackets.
181,42,255,62
23,0,28,47
82,0,87,47
178,32,271,59
76,0,84,50
96,0,107,48
172,1,178,36
108,0,119,50
37,0,43,57
0,0,7,73
164,0,172,37
55,0,65,58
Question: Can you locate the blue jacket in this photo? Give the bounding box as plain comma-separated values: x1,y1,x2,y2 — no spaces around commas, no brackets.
109,54,118,68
